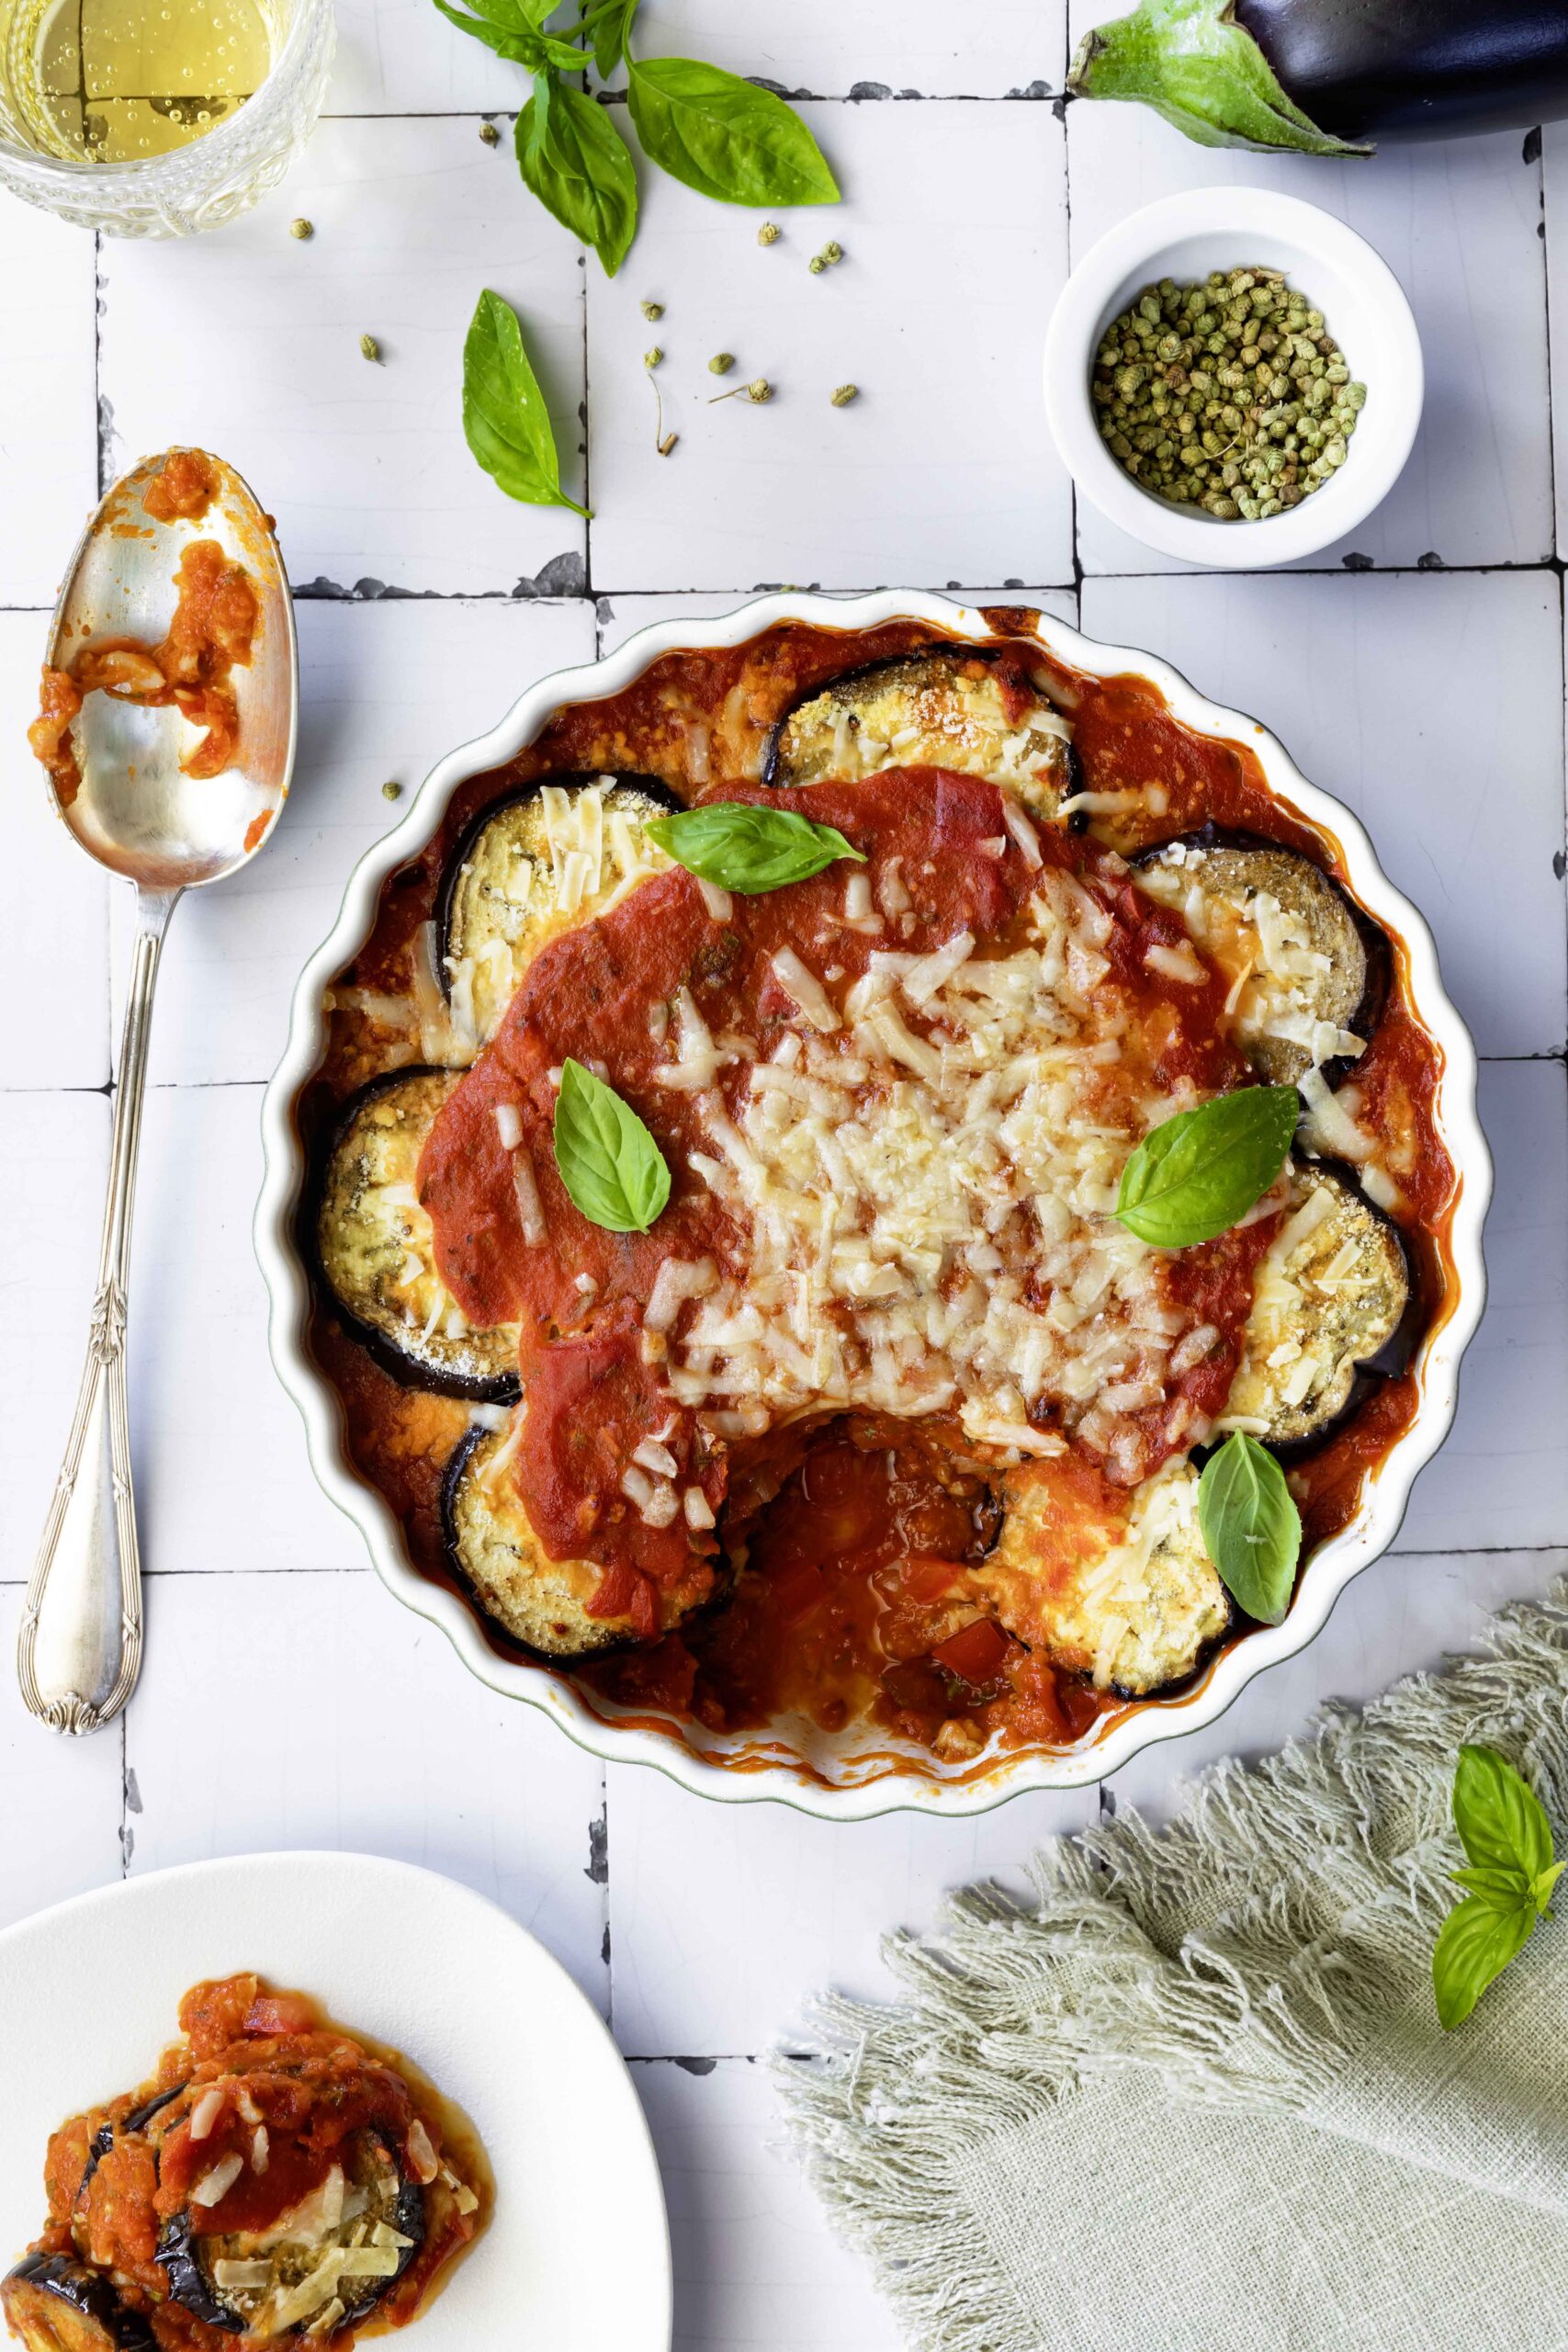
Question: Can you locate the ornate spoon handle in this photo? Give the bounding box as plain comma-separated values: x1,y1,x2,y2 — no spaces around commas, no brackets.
17,887,180,1736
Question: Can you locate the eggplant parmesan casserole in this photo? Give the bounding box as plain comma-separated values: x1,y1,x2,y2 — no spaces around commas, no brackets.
293,620,1456,1777
1,1975,486,2351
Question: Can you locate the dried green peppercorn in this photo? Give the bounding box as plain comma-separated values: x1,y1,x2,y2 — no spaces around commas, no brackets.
1089,265,1364,523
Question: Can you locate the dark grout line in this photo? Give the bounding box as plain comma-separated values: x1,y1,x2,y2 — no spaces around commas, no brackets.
10,1536,1562,1593
318,92,1066,120
1,1049,1558,1106
626,2053,763,2067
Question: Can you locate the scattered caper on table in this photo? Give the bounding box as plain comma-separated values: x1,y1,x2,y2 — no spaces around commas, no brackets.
1090,266,1366,521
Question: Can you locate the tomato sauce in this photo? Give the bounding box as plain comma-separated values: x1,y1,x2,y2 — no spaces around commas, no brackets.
9,1976,488,2350
28,539,257,794
298,615,1461,1783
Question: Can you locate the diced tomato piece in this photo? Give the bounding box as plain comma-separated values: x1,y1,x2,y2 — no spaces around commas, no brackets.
931,1617,1010,1688
629,1572,660,1641
244,1992,316,2039
587,1560,638,1621
899,1554,964,1605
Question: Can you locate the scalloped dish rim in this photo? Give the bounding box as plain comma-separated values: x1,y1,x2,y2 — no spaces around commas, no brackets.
254,590,1490,1821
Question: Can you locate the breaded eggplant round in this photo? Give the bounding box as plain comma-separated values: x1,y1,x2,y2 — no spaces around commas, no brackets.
976,1459,1232,1698
762,646,1077,818
1,2256,155,2352
316,1069,520,1402
1226,1159,1415,1450
158,2128,422,2340
441,1419,719,1660
1134,832,1387,1085
437,773,679,1047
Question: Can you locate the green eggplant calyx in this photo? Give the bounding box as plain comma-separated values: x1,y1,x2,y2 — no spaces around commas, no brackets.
1067,0,1373,159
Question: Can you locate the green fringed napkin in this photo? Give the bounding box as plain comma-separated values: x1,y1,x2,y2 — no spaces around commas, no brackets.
779,1589,1568,2352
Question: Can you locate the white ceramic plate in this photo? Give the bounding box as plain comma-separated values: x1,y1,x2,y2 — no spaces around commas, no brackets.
0,1853,671,2351
256,589,1490,1820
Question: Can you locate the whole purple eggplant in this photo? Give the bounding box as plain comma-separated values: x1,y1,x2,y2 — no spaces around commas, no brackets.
1069,0,1568,154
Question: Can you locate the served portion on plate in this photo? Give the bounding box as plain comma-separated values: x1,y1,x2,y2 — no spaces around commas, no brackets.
2,1973,487,2350
288,616,1460,1785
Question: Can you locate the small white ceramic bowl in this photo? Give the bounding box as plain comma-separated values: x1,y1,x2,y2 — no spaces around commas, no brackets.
1044,187,1423,569
256,590,1487,1822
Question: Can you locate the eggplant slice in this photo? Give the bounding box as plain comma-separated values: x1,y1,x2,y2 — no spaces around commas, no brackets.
1225,1159,1415,1450
442,1419,716,1660
762,647,1077,817
1134,833,1386,1085
316,1069,520,1403
1,2256,155,2352
437,773,679,1048
976,1458,1233,1698
159,2128,423,2340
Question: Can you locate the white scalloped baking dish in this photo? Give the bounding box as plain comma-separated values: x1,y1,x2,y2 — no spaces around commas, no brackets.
255,590,1489,1820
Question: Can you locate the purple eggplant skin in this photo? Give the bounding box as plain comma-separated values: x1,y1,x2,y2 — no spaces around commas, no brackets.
1237,0,1568,141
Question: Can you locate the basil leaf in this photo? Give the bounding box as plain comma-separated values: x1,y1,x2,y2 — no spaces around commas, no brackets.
1453,1743,1557,1888
1535,1859,1566,1913
430,0,560,66
1433,1894,1536,2031
590,0,637,78
1196,1430,1301,1626
516,76,637,276
1115,1084,1297,1248
462,289,589,517
646,803,864,895
553,1058,671,1233
1450,1865,1535,1913
626,57,840,206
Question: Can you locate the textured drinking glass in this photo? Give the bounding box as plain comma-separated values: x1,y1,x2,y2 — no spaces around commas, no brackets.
0,0,333,236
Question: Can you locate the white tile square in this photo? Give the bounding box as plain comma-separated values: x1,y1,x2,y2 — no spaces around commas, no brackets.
328,0,523,114
0,611,111,1089
607,2,1065,96
607,1761,1093,2058
0,1588,125,1930
1079,570,1568,1057
585,101,1073,592
99,118,588,595
595,584,1078,654
631,2059,904,2351
0,198,98,609
0,1091,109,1586
1398,1059,1568,1554
127,1081,361,1575
1065,28,1551,573
125,1569,610,2010
1104,1547,1568,1827
116,595,595,1087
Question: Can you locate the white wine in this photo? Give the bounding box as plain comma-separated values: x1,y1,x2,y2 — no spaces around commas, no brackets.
0,0,276,162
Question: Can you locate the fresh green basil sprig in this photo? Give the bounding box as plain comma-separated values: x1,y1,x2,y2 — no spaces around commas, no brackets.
1196,1430,1300,1625
647,803,864,895
1116,1084,1298,1248
552,1058,671,1233
432,0,837,278
462,289,588,514
1433,1746,1564,2030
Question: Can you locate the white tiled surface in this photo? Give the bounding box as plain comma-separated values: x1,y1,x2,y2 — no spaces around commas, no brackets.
4,6,1567,2346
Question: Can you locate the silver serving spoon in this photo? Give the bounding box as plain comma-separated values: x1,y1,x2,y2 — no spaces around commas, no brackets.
17,449,296,1735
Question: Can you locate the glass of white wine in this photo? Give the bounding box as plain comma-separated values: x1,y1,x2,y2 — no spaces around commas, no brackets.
0,0,333,234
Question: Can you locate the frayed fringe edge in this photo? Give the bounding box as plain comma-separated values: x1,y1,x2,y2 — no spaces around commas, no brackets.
773,1582,1568,2352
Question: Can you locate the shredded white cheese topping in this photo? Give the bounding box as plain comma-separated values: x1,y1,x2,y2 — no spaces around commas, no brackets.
654,869,1231,1486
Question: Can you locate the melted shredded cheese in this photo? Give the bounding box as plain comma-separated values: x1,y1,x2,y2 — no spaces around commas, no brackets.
652,879,1231,1482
